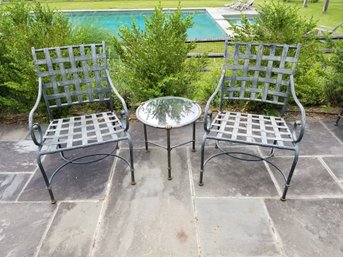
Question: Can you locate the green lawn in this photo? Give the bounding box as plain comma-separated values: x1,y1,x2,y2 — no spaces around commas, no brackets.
295,0,343,29
39,0,229,9
38,0,343,29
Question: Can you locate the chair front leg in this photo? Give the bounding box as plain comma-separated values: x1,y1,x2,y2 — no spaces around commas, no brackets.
199,134,207,186
281,146,299,201
335,108,343,126
192,122,196,152
37,154,56,204
126,131,136,185
127,132,136,185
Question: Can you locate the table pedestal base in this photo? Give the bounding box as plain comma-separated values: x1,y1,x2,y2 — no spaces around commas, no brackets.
143,122,197,180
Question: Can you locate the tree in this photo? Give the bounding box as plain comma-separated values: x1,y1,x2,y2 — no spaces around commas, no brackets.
229,0,325,105
303,0,308,7
0,0,109,113
322,0,330,13
323,40,343,105
112,4,205,104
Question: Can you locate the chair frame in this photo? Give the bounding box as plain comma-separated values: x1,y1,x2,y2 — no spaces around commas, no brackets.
29,41,135,203
200,41,306,201
335,108,343,125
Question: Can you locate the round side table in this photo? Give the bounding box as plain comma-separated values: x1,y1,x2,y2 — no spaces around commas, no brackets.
136,96,201,180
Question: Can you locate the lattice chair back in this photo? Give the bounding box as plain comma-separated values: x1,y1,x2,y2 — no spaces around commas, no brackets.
221,42,301,111
32,42,113,119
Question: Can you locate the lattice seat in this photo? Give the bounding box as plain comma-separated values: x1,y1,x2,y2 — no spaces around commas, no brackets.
29,42,135,203
41,112,124,154
209,111,294,149
200,41,306,201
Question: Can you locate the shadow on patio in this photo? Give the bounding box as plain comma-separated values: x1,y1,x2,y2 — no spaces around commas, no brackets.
0,117,342,257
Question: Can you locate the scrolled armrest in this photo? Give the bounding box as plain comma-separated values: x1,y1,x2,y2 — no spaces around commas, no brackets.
290,76,306,144
203,72,225,132
29,77,44,147
106,69,129,131
204,110,213,132
120,109,129,131
30,123,43,146
291,118,305,144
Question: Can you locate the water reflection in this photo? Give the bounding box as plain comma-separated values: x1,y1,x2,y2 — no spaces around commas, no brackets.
137,97,200,128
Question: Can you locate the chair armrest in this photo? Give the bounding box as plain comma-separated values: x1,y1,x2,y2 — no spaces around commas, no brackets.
106,69,130,131
203,72,225,132
28,78,44,147
30,123,44,147
290,76,306,144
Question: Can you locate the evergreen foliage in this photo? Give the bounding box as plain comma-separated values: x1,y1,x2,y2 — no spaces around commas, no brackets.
324,40,343,105
112,4,205,104
0,0,108,113
229,0,327,106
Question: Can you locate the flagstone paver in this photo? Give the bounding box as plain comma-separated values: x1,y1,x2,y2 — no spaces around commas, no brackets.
196,198,283,257
92,148,199,257
0,174,31,201
300,121,343,156
37,202,102,257
0,124,29,141
191,146,279,197
265,198,343,257
18,144,115,202
322,156,343,180
0,203,56,257
0,118,342,257
322,120,343,142
268,157,343,197
0,141,37,173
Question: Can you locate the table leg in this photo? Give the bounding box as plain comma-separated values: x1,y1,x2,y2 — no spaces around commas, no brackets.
192,122,196,152
167,128,172,180
143,124,149,151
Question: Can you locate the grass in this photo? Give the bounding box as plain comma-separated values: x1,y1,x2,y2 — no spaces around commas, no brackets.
38,0,229,10
290,0,343,29
192,41,226,54
37,0,343,29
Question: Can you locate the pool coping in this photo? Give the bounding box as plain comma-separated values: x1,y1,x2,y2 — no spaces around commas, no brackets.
206,7,258,38
59,7,258,39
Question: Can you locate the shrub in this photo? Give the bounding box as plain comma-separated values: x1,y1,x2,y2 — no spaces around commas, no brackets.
230,0,325,106
193,68,222,104
112,4,206,105
0,0,109,113
323,40,343,105
282,0,319,3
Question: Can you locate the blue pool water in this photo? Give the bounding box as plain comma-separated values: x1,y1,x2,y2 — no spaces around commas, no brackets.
64,10,227,40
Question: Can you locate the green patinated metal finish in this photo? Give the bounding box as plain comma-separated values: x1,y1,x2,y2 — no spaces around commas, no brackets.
335,108,343,125
200,41,306,201
29,42,135,203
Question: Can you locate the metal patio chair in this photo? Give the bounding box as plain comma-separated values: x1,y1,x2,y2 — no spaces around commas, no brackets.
335,108,343,125
200,41,306,201
29,42,135,203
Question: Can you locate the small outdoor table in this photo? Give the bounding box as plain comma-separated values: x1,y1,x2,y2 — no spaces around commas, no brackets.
136,96,202,180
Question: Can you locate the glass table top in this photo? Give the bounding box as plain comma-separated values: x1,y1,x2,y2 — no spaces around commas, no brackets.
136,96,202,128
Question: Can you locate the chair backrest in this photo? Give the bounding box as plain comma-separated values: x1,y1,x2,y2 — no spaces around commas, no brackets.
221,41,301,108
32,42,113,118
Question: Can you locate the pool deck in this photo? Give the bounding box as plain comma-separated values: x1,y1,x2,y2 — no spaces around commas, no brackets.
0,116,343,257
206,7,257,37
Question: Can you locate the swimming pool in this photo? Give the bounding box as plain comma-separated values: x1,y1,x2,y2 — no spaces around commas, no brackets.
228,17,256,26
63,10,228,40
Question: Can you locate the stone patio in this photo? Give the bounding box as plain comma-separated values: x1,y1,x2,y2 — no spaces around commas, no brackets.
0,118,342,257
